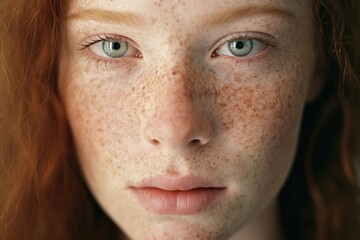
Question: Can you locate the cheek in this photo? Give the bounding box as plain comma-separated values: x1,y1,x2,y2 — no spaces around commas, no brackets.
219,80,303,150
207,65,307,197
59,67,142,167
59,70,151,198
207,54,308,148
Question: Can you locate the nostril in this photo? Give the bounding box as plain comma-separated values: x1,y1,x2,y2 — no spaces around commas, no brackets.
150,139,160,145
144,111,213,151
188,139,201,147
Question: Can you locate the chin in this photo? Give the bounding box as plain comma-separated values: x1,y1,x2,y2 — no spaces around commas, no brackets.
126,220,233,240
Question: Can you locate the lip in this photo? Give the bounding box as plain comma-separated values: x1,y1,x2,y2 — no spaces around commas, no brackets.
130,175,227,215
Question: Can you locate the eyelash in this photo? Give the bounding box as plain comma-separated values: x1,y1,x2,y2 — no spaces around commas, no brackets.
211,32,275,59
224,32,273,47
81,34,118,49
80,32,275,69
80,34,142,69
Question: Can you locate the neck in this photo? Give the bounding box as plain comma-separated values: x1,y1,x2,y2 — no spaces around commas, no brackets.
229,199,284,240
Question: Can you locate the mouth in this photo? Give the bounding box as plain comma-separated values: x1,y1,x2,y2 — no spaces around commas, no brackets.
129,175,227,215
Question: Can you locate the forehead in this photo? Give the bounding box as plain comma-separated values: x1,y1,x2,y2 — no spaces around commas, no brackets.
68,0,312,23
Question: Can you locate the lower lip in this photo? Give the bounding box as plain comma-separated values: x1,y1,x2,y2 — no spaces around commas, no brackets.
131,187,226,215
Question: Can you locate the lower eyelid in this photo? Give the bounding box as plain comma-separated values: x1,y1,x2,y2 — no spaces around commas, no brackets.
212,46,272,67
79,43,143,71
210,31,276,56
83,53,141,71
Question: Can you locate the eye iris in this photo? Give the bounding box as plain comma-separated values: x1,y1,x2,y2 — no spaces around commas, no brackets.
228,39,253,56
102,40,128,58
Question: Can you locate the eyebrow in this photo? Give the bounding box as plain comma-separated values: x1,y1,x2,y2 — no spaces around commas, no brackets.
67,5,295,28
202,5,296,28
67,9,145,26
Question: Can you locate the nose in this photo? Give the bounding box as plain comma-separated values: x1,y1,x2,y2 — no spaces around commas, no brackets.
144,76,212,154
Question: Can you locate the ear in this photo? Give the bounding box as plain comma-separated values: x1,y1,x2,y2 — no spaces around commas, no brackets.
306,63,326,103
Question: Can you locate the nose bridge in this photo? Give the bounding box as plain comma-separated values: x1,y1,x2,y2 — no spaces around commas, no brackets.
159,72,194,117
155,74,196,134
144,66,212,153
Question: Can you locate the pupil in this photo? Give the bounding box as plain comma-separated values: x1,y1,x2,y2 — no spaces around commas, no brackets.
235,41,244,49
112,42,121,50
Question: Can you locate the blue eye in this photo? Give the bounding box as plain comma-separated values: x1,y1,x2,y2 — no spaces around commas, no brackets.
86,36,140,59
102,40,128,58
228,39,253,56
215,38,268,58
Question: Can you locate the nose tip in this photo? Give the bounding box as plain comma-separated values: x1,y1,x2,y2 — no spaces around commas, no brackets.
144,111,212,153
143,66,213,154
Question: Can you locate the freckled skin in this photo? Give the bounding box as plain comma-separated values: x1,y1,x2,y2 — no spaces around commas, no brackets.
59,0,317,239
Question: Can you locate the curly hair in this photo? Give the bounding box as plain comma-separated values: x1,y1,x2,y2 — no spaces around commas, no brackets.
0,0,359,239
279,1,360,240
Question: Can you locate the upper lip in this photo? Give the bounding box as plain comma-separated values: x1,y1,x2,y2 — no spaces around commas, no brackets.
131,175,226,191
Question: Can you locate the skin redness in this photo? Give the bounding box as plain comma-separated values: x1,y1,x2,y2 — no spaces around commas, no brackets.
59,0,317,239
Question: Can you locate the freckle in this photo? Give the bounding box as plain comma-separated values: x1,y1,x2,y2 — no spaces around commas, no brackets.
99,140,106,147
219,102,226,107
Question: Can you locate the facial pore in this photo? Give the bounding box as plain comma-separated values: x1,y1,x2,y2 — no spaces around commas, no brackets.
59,0,316,239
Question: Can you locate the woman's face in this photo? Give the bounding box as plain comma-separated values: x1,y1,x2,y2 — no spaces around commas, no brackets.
59,0,316,239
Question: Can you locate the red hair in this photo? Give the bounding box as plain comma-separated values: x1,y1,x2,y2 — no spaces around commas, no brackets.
279,1,360,240
0,0,118,239
0,0,359,239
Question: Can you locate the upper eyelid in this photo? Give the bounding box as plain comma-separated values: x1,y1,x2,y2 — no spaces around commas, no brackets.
79,36,143,61
79,34,141,51
209,32,276,53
